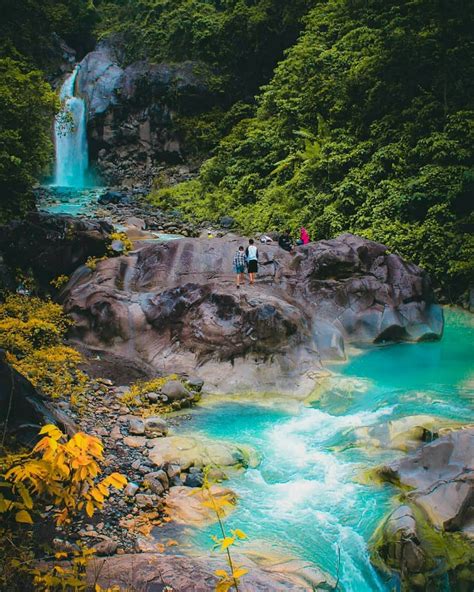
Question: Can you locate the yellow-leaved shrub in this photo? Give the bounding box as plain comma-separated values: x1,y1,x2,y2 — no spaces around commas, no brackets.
0,294,87,400
0,424,127,526
122,375,179,407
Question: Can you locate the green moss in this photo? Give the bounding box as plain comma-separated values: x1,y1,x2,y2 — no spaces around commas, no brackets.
370,501,474,589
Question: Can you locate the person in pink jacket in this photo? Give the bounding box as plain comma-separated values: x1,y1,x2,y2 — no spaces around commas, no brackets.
300,227,310,244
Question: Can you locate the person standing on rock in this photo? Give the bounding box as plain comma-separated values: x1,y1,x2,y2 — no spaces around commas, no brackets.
233,245,246,288
245,239,259,285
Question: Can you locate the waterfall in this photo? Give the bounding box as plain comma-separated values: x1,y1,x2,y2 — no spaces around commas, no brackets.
53,66,88,187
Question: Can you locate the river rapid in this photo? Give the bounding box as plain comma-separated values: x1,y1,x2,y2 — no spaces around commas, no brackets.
183,308,474,591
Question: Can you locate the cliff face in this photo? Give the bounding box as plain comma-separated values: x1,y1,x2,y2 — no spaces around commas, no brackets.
75,40,216,189
61,233,443,395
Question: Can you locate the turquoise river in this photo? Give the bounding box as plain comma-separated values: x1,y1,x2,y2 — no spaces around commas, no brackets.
183,308,473,591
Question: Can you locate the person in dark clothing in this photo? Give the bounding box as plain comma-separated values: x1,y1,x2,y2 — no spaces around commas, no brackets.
245,239,259,285
278,229,293,252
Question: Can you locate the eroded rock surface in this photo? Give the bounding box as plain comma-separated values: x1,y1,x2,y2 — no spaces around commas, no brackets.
87,550,335,591
373,428,474,589
75,40,216,188
62,233,443,394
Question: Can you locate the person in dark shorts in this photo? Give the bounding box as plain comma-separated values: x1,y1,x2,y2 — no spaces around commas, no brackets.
245,239,259,285
278,229,293,252
233,245,246,288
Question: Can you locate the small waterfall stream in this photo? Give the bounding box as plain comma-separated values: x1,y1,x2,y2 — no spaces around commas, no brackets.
53,66,88,187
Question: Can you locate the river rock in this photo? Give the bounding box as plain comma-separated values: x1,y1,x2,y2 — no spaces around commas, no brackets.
160,380,189,401
165,485,236,526
128,417,145,435
355,414,465,451
144,416,168,437
373,428,474,589
62,234,443,395
148,435,259,471
87,551,333,591
93,537,118,557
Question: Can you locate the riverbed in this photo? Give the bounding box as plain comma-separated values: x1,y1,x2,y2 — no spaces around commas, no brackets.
183,308,473,591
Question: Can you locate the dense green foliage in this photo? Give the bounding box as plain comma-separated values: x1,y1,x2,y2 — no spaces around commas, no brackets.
0,0,97,69
150,0,474,299
0,0,96,222
0,59,57,222
97,0,312,100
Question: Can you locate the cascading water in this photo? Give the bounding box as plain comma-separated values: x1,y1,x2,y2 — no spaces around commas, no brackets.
53,66,88,187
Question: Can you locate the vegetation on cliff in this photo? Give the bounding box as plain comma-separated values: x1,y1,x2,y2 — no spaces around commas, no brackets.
0,0,96,222
150,0,474,300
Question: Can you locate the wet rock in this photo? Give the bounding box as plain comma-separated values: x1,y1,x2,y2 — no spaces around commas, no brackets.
165,485,236,526
148,435,259,472
373,428,474,589
372,505,426,574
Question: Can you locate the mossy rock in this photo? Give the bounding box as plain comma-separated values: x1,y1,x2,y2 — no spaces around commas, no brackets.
370,502,474,591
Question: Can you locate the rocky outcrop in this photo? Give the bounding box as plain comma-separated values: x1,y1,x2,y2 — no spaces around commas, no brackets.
0,350,74,445
86,550,336,591
0,212,112,291
75,40,216,188
372,428,474,590
61,233,443,394
148,434,259,472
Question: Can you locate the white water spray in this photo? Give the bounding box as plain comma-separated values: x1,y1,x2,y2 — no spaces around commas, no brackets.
53,66,88,187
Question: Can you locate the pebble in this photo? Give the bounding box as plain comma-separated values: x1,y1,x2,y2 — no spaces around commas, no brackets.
124,482,139,497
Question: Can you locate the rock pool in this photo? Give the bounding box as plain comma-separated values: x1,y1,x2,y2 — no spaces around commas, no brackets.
184,308,473,591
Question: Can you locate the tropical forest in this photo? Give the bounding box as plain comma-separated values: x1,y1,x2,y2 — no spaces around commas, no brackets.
0,1,473,591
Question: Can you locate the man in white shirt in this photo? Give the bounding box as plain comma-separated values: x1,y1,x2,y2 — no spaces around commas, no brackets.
245,239,259,285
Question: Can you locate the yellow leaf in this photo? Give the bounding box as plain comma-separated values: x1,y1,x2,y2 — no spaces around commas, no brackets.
220,537,235,550
38,424,63,440
105,473,128,489
15,510,33,524
216,581,233,592
232,567,248,579
214,569,229,578
90,488,105,503
167,540,178,547
54,552,68,559
232,528,248,540
85,501,95,517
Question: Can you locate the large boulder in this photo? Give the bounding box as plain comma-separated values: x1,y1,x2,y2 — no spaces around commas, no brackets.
372,429,474,590
0,350,74,445
148,435,259,472
86,550,335,591
62,234,443,395
0,212,112,291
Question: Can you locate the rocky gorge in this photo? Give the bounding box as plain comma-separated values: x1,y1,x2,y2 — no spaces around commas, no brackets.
1,200,472,591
